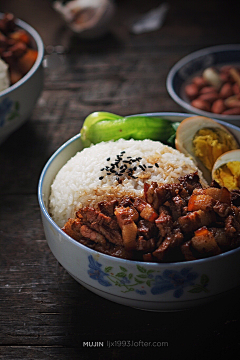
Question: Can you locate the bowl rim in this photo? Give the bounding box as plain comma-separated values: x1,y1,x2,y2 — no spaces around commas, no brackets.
166,44,240,121
0,13,44,98
38,112,240,268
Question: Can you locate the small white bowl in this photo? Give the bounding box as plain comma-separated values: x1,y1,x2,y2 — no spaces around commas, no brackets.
166,45,240,124
0,14,44,145
38,113,240,311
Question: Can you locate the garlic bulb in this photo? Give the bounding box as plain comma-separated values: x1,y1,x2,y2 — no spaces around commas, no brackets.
53,0,115,38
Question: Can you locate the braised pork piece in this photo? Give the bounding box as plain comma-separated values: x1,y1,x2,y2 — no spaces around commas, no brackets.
62,173,240,262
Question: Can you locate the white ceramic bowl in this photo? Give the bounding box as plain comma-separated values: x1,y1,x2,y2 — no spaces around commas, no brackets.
0,14,44,145
38,113,240,311
166,45,240,124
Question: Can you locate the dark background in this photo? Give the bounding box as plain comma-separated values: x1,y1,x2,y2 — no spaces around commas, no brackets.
1,1,240,359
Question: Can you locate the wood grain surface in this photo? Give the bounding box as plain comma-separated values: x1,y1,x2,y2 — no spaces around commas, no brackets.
1,0,240,359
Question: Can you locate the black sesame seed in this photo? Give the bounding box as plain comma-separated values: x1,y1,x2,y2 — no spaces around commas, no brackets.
107,172,111,175
148,165,153,168
155,163,159,168
100,168,105,171
99,176,104,180
106,157,110,161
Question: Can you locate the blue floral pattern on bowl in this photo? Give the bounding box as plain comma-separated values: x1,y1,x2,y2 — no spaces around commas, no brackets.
151,268,199,298
0,97,20,127
87,255,209,298
88,255,112,287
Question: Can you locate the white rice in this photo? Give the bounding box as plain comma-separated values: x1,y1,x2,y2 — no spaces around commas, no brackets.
49,138,207,227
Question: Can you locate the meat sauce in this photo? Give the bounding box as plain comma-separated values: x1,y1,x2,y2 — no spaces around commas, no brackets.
62,172,240,262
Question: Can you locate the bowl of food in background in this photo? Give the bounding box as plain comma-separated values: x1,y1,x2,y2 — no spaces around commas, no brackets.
0,13,44,145
166,45,240,124
38,112,240,311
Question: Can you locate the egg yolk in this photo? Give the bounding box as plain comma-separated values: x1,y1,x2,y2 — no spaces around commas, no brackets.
192,128,238,171
214,161,240,190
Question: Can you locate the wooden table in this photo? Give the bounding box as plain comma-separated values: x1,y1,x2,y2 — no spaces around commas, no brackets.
1,0,240,358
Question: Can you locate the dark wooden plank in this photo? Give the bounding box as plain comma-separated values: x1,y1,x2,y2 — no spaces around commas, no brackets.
1,0,240,358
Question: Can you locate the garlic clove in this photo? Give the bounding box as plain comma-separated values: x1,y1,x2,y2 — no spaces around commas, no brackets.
202,67,223,91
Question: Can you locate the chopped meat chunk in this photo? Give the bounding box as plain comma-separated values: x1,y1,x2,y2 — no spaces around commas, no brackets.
168,228,184,247
178,210,216,233
213,201,231,217
152,238,171,261
114,205,139,224
225,215,240,237
204,187,231,205
153,229,184,261
178,172,203,194
121,222,138,250
136,236,156,252
181,241,196,261
80,224,106,245
137,219,158,239
144,182,159,210
133,197,158,222
90,221,122,245
114,206,138,250
191,227,221,256
211,227,230,248
140,204,158,222
98,199,118,216
154,184,179,206
169,195,186,221
187,194,215,212
62,218,82,241
118,196,134,207
155,206,173,237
